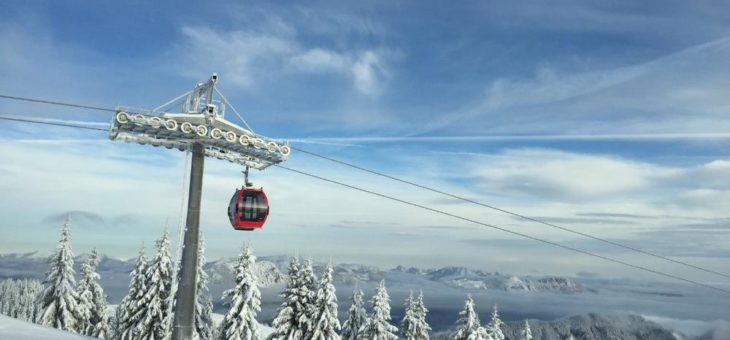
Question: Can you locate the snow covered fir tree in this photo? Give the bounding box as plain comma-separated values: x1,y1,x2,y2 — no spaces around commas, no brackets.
520,320,532,340
218,245,262,340
270,257,307,340
341,289,367,340
136,231,174,339
298,259,318,339
0,278,42,322
36,219,85,333
359,280,398,340
194,239,215,340
485,305,505,340
116,245,148,339
115,232,173,340
485,305,504,340
309,264,340,340
400,291,430,340
452,296,483,340
76,249,111,339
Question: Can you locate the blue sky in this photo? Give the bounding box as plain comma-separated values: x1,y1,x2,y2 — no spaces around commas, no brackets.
1,0,730,285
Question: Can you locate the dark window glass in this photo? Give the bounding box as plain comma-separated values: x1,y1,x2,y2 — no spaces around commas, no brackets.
240,192,267,222
242,195,253,221
228,190,239,221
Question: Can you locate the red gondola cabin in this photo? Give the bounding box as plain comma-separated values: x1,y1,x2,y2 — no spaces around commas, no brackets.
228,187,269,230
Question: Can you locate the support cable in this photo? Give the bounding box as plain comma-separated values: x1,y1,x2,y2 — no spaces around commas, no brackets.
0,115,108,131
0,94,115,112
214,87,255,133
273,164,730,295
152,90,193,114
289,146,730,281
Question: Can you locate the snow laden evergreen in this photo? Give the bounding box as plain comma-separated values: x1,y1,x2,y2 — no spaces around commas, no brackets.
0,278,42,322
36,220,85,332
309,264,340,340
341,290,367,340
452,296,484,340
298,259,318,339
484,305,504,340
117,246,148,339
219,245,262,340
75,249,110,339
401,291,430,340
519,320,532,340
128,232,174,339
359,280,397,340
400,292,417,340
194,239,215,340
271,257,307,340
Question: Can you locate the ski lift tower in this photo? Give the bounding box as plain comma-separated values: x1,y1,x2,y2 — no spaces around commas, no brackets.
109,74,290,339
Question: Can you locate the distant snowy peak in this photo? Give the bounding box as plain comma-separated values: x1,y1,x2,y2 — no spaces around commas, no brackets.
0,251,48,260
425,266,470,279
393,265,587,293
203,257,587,293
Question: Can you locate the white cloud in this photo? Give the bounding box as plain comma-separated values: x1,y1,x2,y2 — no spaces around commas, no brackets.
176,24,393,96
351,51,389,96
470,149,671,200
289,48,350,72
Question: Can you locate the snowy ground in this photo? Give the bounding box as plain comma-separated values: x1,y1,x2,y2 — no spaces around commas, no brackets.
211,312,275,337
0,315,92,339
0,313,273,340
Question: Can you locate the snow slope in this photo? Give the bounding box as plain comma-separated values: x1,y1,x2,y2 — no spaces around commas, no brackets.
0,315,92,339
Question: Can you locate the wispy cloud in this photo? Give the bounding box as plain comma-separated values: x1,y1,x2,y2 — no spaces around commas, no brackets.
427,36,730,136
174,23,394,96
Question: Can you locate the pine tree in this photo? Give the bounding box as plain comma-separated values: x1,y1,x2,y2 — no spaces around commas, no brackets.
132,232,174,339
310,264,340,340
36,220,85,332
195,239,214,340
271,257,306,340
341,290,367,340
298,259,318,338
401,291,418,340
484,305,504,340
0,278,42,322
519,320,532,340
401,291,430,340
218,245,262,340
117,245,148,339
452,296,483,340
359,280,397,340
76,249,111,338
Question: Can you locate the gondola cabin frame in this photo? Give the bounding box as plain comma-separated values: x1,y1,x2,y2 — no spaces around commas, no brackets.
228,187,270,230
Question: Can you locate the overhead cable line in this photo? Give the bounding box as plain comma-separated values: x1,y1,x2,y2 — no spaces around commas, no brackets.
0,94,115,113
1,113,729,295
0,115,108,132
273,164,730,295
2,94,729,281
291,146,730,281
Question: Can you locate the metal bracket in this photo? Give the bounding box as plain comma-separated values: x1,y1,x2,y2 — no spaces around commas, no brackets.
243,166,253,187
